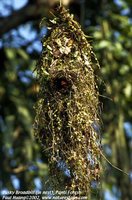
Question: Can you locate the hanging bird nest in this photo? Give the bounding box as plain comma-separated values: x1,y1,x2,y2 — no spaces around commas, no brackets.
34,6,101,196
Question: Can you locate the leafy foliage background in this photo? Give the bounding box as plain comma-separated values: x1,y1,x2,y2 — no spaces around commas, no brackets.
0,0,132,199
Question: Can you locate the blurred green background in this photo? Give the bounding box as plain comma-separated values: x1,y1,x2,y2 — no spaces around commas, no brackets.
0,0,132,199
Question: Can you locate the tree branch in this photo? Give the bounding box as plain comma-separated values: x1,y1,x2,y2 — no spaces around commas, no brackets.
0,3,47,38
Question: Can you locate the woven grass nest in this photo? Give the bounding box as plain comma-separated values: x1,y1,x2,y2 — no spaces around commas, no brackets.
34,6,101,196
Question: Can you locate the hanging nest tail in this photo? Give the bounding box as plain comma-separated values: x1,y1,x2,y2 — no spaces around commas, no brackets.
34,6,101,196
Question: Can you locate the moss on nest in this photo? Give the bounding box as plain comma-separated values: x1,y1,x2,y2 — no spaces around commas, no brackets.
34,6,101,196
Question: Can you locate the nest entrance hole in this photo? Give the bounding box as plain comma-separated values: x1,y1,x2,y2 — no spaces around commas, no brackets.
53,76,72,94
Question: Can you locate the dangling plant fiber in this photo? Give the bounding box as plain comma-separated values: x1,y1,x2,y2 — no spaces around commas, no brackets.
34,6,101,196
